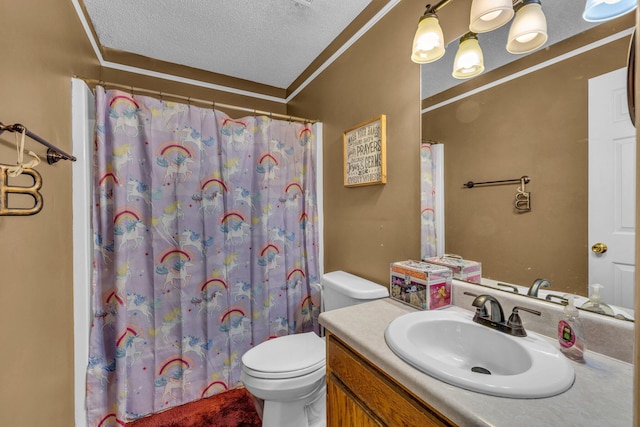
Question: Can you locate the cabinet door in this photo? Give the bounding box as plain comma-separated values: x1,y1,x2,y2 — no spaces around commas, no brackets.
327,374,383,427
327,334,455,427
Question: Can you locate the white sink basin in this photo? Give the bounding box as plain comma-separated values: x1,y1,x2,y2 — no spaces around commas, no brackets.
384,309,575,398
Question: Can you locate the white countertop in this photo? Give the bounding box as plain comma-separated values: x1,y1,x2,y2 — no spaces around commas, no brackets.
319,298,633,427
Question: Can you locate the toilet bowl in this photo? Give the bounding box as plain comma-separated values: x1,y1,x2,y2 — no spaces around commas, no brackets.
241,332,326,427
241,271,389,427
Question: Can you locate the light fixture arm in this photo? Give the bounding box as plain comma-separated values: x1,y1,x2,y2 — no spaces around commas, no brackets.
513,0,540,13
427,0,456,14
460,31,479,43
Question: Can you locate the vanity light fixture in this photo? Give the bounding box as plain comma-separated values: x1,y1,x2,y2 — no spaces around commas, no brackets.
583,0,637,22
412,0,548,73
506,0,548,54
452,32,485,78
411,5,446,63
469,0,515,33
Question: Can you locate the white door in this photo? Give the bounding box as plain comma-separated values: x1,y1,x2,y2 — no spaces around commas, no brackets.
588,68,636,309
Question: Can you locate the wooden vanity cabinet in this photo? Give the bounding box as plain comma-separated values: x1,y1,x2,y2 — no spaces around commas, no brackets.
326,333,456,427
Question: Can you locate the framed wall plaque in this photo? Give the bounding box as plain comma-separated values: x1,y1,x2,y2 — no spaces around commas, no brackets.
343,115,387,187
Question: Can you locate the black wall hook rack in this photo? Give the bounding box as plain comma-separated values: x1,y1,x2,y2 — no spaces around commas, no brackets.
0,121,76,164
463,176,530,189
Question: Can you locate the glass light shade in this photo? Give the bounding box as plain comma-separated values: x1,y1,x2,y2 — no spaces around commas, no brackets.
506,1,548,54
452,35,485,79
469,0,515,33
583,0,637,22
411,15,446,64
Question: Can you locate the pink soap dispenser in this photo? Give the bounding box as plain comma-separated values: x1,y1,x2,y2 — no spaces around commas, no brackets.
557,295,586,362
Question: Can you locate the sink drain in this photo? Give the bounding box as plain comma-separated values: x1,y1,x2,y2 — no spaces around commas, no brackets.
471,366,491,375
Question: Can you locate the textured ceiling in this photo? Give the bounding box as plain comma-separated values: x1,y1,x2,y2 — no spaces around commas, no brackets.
82,0,373,89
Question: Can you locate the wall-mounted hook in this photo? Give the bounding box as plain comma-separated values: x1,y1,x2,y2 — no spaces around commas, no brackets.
514,175,531,211
0,121,76,163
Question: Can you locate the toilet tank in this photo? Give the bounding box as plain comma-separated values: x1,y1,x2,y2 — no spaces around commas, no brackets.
322,271,389,312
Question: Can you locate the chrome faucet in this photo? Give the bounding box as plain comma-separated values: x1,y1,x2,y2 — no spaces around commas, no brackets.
471,294,505,323
465,292,541,337
527,278,551,297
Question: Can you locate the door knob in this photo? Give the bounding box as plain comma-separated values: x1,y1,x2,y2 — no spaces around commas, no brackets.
591,243,608,254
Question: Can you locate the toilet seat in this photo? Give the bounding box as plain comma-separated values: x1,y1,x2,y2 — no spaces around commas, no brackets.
242,332,326,379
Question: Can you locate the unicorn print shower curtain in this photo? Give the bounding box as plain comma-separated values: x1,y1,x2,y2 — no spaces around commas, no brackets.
421,142,438,258
87,87,319,425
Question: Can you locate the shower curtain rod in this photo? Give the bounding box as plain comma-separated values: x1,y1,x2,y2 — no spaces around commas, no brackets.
79,77,318,124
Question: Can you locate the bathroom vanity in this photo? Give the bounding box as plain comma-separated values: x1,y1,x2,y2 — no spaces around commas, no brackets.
319,298,633,427
326,333,454,426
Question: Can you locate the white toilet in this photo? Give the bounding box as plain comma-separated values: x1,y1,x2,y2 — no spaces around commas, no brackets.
240,270,389,427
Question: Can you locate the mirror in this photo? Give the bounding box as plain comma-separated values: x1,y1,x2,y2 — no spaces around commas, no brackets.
420,4,635,320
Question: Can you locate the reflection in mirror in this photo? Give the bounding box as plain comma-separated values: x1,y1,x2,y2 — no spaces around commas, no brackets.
419,6,635,321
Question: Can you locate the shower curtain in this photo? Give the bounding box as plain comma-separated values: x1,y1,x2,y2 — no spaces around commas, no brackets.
86,87,320,425
421,142,438,258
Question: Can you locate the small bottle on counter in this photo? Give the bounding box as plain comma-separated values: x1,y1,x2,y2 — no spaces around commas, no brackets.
580,283,614,315
557,295,586,362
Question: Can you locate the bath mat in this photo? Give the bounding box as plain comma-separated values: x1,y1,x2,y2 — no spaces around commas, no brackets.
126,387,262,427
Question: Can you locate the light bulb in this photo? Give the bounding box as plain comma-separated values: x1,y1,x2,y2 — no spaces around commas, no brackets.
583,0,637,22
506,0,547,54
469,0,515,33
411,14,445,63
416,32,442,52
480,10,503,21
457,53,481,73
453,33,484,79
516,32,538,43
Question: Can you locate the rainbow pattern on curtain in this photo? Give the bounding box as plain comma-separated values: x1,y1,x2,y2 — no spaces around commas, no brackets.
87,88,320,426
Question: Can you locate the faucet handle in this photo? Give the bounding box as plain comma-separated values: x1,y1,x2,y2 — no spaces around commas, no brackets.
513,306,541,316
463,291,485,316
506,306,542,337
545,294,569,304
496,283,520,293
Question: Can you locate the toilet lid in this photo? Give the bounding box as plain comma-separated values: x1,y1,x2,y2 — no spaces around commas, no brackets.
242,332,326,379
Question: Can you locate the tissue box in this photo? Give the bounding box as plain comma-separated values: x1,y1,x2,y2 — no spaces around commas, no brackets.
390,260,452,310
423,256,482,284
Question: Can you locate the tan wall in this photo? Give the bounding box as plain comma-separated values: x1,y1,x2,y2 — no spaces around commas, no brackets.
1,0,637,425
0,1,99,425
422,26,630,296
0,1,286,426
288,0,424,285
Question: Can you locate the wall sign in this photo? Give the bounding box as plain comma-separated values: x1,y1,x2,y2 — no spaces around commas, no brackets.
343,115,387,187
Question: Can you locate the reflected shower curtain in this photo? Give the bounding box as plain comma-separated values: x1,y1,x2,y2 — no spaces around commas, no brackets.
421,142,438,258
87,87,320,425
